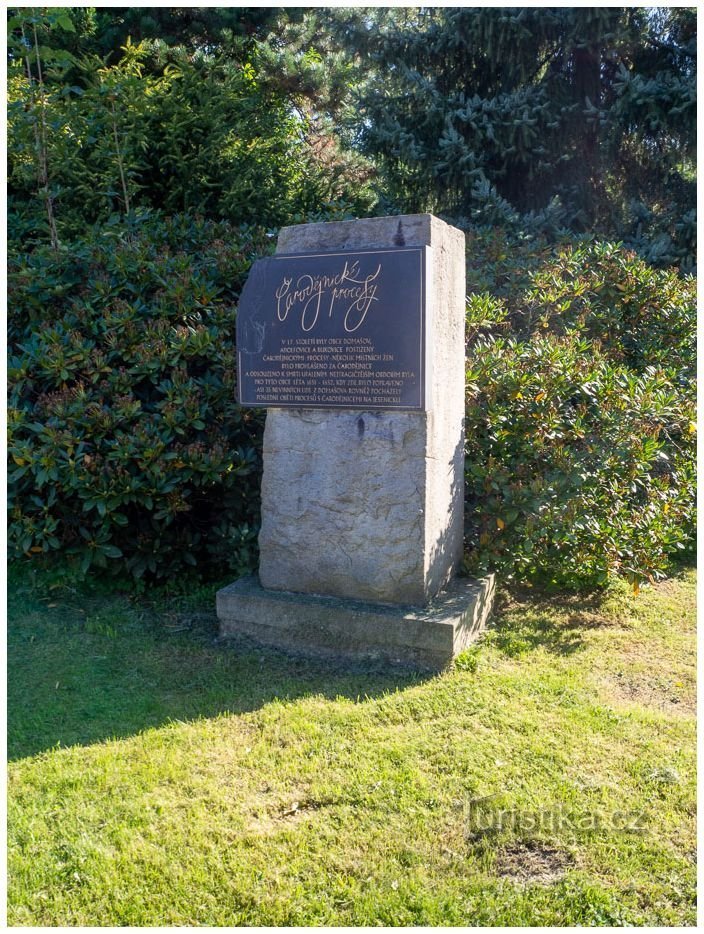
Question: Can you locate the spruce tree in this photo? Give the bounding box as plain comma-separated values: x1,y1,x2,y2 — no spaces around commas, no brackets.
331,7,695,267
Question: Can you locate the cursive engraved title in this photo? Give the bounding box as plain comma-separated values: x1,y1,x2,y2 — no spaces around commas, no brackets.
275,260,381,333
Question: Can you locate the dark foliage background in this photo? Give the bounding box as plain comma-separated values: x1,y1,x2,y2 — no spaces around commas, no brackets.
332,7,696,270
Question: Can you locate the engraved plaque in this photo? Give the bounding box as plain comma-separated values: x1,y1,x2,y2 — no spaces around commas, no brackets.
236,247,426,409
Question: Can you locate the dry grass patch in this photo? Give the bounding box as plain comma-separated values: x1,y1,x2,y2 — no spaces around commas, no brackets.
494,841,575,885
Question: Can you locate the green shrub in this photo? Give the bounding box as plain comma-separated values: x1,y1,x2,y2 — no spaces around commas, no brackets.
8,218,696,591
7,28,377,248
464,234,696,588
8,213,269,580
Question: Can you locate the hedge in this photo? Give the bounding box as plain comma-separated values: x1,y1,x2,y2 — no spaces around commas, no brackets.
7,219,697,589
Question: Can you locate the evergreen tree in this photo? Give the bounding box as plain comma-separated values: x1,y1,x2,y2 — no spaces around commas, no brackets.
6,6,376,243
332,7,695,267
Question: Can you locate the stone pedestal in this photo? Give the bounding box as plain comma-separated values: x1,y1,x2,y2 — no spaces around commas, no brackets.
259,214,466,604
217,574,495,670
217,214,495,667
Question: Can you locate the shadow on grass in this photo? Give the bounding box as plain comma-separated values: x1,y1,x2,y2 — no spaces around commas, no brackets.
10,558,695,759
486,556,697,659
487,613,587,658
8,579,429,761
487,586,623,658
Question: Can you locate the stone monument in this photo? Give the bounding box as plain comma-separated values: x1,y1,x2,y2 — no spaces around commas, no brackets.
217,214,495,668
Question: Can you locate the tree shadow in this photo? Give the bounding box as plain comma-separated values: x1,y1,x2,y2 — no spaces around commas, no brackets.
485,558,695,659
485,585,623,658
487,609,587,657
8,603,430,761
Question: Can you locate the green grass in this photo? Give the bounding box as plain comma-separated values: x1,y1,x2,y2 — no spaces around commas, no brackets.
7,563,696,926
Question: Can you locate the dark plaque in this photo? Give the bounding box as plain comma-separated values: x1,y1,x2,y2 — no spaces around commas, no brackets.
236,247,426,409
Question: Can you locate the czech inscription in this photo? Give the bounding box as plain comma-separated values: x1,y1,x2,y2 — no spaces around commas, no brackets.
237,247,425,409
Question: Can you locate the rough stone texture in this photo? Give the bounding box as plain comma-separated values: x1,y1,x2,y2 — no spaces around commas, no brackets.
217,573,496,670
258,214,466,604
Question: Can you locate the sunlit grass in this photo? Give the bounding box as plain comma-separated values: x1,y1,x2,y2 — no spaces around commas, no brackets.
8,563,695,925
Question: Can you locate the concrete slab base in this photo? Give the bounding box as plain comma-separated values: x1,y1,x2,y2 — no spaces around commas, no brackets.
216,574,496,670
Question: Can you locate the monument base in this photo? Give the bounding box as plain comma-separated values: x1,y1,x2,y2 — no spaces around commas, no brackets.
216,574,496,670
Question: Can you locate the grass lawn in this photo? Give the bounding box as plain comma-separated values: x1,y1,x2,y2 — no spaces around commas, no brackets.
7,563,696,926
